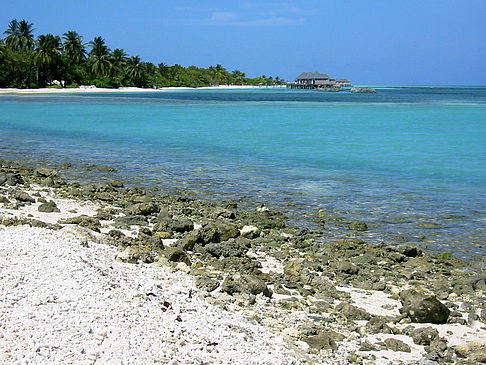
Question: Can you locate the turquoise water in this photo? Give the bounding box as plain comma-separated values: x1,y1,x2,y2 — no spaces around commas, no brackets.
1,87,485,259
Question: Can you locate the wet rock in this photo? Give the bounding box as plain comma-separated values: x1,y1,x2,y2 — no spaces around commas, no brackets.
398,245,422,257
38,200,61,213
34,167,57,177
221,273,272,297
335,303,371,321
349,221,368,231
411,327,439,345
86,164,117,172
110,180,124,188
399,290,450,324
195,276,220,292
13,191,35,203
162,247,191,266
384,338,411,352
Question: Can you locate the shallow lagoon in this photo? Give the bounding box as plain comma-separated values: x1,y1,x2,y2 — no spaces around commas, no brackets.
1,87,485,259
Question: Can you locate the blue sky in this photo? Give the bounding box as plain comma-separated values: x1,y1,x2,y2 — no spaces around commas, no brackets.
2,0,486,85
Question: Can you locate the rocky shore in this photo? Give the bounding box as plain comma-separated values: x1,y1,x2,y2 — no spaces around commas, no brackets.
1,159,486,364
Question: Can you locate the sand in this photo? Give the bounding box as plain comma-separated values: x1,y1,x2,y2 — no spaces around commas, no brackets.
1,183,486,364
0,85,285,95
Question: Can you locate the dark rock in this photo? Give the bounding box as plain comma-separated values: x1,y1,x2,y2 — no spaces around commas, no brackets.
86,164,117,172
116,246,154,263
335,303,371,320
399,290,450,324
332,261,359,275
279,297,304,311
0,196,10,204
411,327,439,345
38,200,60,213
365,317,394,334
170,217,194,233
195,276,220,292
359,340,377,351
398,245,422,257
349,221,368,231
110,180,124,188
221,273,272,297
162,247,191,266
126,202,159,216
114,215,148,227
203,237,251,258
214,257,262,273
4,173,24,186
30,219,48,228
201,222,240,244
178,229,204,251
384,338,411,352
59,215,101,232
13,191,35,203
302,333,338,352
34,167,57,177
454,341,486,363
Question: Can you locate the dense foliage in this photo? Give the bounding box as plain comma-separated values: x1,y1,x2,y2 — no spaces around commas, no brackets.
0,19,286,89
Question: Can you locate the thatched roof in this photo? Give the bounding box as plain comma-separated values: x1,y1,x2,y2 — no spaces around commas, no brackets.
296,72,330,81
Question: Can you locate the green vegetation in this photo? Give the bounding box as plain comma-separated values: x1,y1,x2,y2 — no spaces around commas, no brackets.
0,19,286,89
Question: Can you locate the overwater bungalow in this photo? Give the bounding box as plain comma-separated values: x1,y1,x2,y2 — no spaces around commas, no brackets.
289,72,352,89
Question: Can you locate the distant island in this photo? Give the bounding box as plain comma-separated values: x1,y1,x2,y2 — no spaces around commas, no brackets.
0,19,286,89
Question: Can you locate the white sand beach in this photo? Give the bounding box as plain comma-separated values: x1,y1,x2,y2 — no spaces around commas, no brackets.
1,182,486,364
0,85,285,95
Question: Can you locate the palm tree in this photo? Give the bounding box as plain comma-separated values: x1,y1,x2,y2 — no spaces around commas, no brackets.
4,19,20,50
110,48,127,76
34,34,61,85
4,19,35,51
126,55,142,84
63,31,86,64
18,20,35,50
88,36,111,77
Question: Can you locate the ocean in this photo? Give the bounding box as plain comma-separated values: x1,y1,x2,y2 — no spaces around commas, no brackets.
1,87,485,260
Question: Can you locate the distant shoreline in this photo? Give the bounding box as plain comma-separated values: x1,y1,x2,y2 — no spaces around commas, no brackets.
0,85,287,95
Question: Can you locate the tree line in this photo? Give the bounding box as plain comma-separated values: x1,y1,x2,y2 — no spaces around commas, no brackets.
0,19,286,89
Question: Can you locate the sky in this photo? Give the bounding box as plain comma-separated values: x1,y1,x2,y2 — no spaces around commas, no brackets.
1,0,486,85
